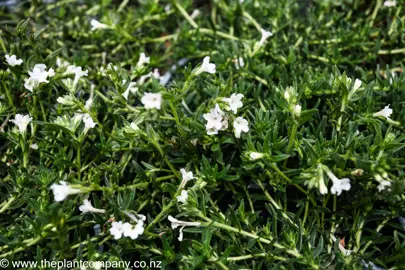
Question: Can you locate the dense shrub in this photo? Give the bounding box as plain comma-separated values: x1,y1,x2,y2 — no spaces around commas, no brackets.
0,0,404,269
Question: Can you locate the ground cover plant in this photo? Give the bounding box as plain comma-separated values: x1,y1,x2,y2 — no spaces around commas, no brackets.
0,0,405,269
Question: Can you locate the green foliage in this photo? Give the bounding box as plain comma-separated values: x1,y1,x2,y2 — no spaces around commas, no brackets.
0,0,405,269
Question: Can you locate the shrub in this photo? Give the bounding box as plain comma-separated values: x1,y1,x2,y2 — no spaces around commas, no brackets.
0,0,404,269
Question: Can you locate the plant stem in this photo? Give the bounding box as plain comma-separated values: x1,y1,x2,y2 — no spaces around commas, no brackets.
0,196,16,214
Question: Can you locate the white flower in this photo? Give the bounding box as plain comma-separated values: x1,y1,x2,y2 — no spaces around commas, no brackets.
373,105,393,120
56,58,69,68
110,221,125,239
5,54,23,66
233,117,249,138
66,65,88,86
79,199,106,214
176,190,188,204
90,19,109,30
151,68,161,79
10,114,32,133
24,64,54,91
319,176,328,195
258,28,273,47
136,53,150,68
234,57,245,69
203,104,224,133
353,79,362,90
180,168,195,188
24,78,36,92
293,104,302,118
223,93,244,114
250,152,264,160
283,90,290,102
377,180,391,192
195,56,216,75
141,92,162,110
82,114,97,129
168,215,201,241
50,181,82,202
29,64,50,83
220,116,229,131
325,171,351,196
383,1,396,7
190,9,200,19
30,143,38,150
122,221,144,240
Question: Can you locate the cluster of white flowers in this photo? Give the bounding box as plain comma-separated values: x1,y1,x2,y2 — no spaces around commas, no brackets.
110,215,145,240
5,54,23,66
24,64,55,92
203,94,249,138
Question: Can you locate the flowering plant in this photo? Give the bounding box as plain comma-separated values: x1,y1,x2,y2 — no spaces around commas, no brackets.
0,1,404,269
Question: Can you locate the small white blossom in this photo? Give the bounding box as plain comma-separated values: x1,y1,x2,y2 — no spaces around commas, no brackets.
110,221,125,239
5,54,23,66
136,53,150,68
234,57,245,69
233,117,249,138
223,93,244,114
250,152,264,160
190,9,200,19
50,181,82,202
56,58,69,68
83,114,97,129
258,28,273,47
326,171,351,196
66,65,88,86
383,1,396,7
293,104,302,118
377,180,391,192
90,19,109,30
141,92,162,110
24,64,54,91
353,79,362,90
10,114,32,133
168,215,201,241
122,221,144,240
203,104,224,133
283,91,290,102
195,56,216,75
151,68,161,79
180,168,195,188
176,190,188,204
79,199,106,214
30,143,38,150
373,105,393,121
